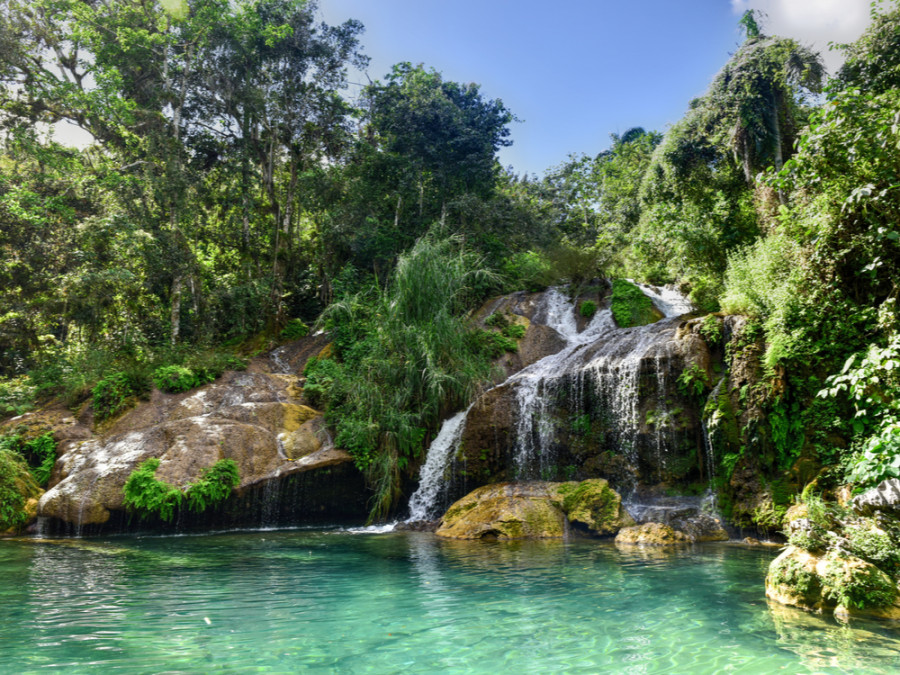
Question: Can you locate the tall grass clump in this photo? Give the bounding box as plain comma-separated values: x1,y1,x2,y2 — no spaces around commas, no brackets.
305,232,499,520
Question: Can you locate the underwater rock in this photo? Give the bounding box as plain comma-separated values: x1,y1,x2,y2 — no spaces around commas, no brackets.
615,522,692,546
436,479,633,540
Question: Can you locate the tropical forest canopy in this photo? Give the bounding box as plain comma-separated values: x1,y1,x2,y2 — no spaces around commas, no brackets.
1,0,899,515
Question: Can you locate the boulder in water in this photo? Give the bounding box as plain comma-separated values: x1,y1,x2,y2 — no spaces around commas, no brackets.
615,522,692,546
436,479,633,540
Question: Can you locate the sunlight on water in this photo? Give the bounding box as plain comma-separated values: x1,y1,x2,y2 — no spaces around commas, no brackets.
2,532,900,673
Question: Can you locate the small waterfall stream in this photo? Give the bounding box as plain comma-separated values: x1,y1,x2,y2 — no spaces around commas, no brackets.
407,283,699,523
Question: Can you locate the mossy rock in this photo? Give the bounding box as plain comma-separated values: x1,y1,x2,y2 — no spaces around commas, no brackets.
436,479,633,540
436,482,567,540
610,279,662,328
550,478,635,535
615,522,692,546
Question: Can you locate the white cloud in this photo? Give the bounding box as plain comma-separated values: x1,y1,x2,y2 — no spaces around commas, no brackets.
731,0,875,74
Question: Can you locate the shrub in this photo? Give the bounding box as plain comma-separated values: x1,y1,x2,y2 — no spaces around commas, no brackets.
502,323,526,339
502,250,555,292
0,449,42,531
698,315,722,344
0,377,36,418
123,457,240,522
187,351,247,384
152,365,199,393
610,279,655,327
484,312,509,328
822,551,897,610
280,319,310,341
184,459,240,512
579,300,597,318
92,372,140,421
475,329,518,358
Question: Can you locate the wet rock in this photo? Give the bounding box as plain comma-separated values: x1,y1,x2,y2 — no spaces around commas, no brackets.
615,523,692,546
551,478,634,535
395,520,440,532
853,479,900,518
436,479,633,540
436,482,568,540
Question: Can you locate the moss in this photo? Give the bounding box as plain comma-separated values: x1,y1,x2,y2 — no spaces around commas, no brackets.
0,449,42,531
822,552,897,610
770,557,818,598
610,279,657,328
579,300,597,318
552,479,626,534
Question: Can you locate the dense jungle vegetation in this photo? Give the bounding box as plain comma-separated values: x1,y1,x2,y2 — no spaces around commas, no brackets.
1,0,898,517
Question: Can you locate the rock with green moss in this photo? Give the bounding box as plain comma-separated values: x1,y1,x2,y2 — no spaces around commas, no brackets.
610,279,661,328
615,522,692,546
436,482,568,539
766,545,900,620
436,479,633,540
550,478,635,535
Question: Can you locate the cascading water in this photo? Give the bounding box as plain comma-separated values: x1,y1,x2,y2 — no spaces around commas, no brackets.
406,282,705,523
407,411,468,521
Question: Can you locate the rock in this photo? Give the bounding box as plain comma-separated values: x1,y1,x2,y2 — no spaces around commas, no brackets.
743,537,761,545
853,478,900,518
550,478,634,535
37,357,360,528
435,479,633,540
766,545,900,620
615,522,692,546
436,482,568,540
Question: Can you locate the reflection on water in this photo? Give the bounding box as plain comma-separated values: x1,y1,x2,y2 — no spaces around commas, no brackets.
2,532,900,673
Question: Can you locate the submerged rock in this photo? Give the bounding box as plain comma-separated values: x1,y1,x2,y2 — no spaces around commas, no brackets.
615,522,692,546
436,479,633,540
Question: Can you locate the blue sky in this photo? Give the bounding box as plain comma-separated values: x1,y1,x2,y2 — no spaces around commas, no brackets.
318,0,873,176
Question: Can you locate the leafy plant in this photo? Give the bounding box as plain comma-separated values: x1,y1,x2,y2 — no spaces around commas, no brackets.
152,365,199,394
678,363,709,397
579,300,597,318
484,312,509,328
502,323,526,339
698,315,722,344
610,279,655,327
92,372,141,421
123,457,240,522
280,319,310,341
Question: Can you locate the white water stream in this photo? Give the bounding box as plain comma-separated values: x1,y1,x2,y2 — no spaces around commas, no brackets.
406,284,695,522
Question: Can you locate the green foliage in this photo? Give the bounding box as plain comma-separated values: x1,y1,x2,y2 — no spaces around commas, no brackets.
152,365,200,394
484,312,509,328
698,315,722,345
311,233,498,520
184,460,240,513
123,459,184,523
280,319,310,341
770,557,817,597
0,377,36,418
610,279,655,327
822,552,897,610
92,372,142,421
0,432,57,488
123,457,240,522
474,330,518,358
845,525,900,574
502,323,526,339
502,250,555,292
579,300,597,318
0,448,41,531
677,363,709,398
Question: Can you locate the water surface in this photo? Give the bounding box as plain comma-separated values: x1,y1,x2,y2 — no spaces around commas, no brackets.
2,530,900,673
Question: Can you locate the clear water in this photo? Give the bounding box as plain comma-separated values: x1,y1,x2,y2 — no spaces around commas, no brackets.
2,532,900,674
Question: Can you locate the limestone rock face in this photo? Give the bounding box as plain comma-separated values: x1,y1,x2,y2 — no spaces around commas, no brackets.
853,479,900,518
615,523,692,546
436,479,633,540
38,352,358,528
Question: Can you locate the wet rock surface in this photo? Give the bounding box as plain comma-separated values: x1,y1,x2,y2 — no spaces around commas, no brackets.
615,522,692,546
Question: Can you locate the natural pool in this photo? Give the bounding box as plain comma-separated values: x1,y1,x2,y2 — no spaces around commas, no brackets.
2,530,900,674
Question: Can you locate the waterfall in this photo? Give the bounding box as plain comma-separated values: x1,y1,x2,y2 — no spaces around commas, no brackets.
407,283,697,521
407,411,468,521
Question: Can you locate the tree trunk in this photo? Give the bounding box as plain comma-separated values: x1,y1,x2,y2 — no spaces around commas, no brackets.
170,274,182,345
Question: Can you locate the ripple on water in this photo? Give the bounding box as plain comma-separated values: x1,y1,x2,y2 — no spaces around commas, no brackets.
2,533,900,674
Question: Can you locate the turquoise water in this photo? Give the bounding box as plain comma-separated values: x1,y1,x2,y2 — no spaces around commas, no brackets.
2,530,900,673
